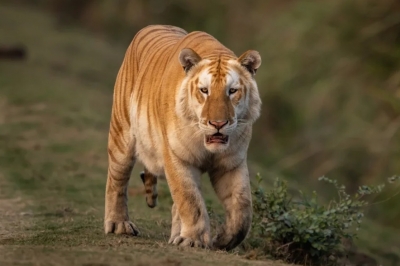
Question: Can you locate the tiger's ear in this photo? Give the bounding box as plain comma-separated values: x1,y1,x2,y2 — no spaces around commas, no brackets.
238,50,261,76
179,48,201,73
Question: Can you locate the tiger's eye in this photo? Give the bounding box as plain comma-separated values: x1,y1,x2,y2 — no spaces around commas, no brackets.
229,88,238,95
200,88,208,94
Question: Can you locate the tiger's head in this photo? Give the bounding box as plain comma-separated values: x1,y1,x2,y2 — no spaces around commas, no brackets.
176,48,262,153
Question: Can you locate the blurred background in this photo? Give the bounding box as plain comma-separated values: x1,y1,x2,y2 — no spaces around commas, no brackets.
1,0,400,264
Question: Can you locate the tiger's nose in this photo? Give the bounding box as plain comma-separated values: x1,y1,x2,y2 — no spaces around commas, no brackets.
209,120,228,130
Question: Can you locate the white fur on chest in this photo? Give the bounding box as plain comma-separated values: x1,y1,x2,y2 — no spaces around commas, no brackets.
166,120,208,167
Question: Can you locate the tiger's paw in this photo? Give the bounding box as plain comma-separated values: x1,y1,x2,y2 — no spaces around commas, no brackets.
169,236,209,248
104,219,140,236
168,229,211,249
212,223,250,251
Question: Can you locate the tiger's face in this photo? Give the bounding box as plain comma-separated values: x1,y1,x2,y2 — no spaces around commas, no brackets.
177,49,262,153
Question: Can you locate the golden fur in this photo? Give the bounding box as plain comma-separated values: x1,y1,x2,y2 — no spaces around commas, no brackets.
104,25,262,250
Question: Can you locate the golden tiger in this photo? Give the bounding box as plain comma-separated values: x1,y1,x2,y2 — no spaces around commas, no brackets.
104,25,261,251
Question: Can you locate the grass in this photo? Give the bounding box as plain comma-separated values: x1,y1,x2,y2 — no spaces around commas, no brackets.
0,4,287,266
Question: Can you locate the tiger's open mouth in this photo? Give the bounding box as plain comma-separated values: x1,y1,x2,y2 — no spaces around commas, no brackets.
206,133,229,144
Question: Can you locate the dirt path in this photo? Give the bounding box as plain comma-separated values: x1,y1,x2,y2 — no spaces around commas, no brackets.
0,177,35,266
0,197,24,240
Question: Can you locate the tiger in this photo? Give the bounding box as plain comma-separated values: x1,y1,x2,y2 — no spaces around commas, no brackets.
104,25,262,251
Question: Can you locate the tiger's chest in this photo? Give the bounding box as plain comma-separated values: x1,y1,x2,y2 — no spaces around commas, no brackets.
131,104,211,176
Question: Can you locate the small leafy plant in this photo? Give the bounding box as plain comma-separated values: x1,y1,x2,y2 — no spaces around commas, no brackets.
246,174,398,265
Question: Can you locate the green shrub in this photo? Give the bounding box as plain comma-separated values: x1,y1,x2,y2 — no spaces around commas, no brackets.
246,174,398,265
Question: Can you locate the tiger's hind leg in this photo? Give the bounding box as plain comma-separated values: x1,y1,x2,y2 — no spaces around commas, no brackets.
140,169,158,208
104,118,139,236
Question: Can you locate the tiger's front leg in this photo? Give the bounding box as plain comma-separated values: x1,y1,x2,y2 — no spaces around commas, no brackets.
104,122,139,236
210,162,252,251
168,203,181,244
165,154,211,248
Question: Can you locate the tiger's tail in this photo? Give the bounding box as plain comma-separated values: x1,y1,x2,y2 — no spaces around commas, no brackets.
140,169,158,208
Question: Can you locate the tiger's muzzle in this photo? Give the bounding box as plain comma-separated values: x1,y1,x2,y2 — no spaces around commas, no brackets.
205,120,229,144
